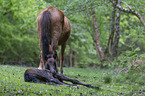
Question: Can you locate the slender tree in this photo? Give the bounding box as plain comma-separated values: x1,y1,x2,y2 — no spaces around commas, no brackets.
112,0,121,57
91,6,104,67
105,1,116,57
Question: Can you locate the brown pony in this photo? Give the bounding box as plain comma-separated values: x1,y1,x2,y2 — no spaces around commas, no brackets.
37,7,71,74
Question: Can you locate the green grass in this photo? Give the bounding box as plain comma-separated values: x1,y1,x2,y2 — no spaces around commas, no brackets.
0,65,144,96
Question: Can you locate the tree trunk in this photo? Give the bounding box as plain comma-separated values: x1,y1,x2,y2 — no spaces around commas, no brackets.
69,48,73,67
91,7,104,67
73,51,76,67
85,10,99,58
113,0,121,57
105,2,116,57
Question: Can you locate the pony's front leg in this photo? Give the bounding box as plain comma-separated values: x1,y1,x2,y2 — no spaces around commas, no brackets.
60,42,67,74
38,51,45,69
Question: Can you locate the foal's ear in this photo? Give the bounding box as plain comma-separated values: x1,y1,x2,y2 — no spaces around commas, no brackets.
53,51,57,59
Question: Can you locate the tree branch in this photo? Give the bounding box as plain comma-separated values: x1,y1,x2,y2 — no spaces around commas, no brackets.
120,1,132,9
110,0,145,27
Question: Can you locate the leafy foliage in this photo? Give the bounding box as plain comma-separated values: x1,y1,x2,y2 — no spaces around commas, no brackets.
0,0,46,65
0,0,145,68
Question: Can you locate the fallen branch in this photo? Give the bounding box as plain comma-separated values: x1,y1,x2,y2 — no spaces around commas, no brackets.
24,68,99,89
110,0,145,27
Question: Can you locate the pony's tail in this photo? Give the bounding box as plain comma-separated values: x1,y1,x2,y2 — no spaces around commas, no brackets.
41,11,51,61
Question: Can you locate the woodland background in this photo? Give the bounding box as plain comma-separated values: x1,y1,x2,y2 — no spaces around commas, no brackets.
0,0,145,69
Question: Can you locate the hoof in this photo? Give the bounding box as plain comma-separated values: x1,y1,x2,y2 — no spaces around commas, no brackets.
38,67,43,70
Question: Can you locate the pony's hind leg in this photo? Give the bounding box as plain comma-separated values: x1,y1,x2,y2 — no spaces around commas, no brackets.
60,42,67,74
38,51,45,69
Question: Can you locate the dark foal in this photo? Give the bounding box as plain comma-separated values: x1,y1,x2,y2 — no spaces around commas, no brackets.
24,68,99,89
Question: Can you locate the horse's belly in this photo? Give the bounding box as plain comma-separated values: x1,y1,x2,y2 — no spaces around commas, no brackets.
58,32,70,45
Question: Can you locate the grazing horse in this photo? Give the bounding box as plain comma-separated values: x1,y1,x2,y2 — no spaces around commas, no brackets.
37,7,71,74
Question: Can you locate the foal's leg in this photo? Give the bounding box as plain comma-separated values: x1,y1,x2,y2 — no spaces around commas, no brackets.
56,73,99,89
38,51,45,69
60,42,67,74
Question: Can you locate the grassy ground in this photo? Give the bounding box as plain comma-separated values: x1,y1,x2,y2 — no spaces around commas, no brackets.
0,65,144,96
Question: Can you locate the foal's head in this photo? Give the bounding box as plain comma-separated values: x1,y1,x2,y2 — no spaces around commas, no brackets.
45,53,57,75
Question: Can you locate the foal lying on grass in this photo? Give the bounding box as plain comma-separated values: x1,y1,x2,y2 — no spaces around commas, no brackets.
24,68,99,89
